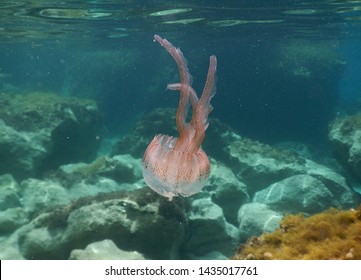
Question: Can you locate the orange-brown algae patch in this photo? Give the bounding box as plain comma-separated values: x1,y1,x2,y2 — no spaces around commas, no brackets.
232,206,361,260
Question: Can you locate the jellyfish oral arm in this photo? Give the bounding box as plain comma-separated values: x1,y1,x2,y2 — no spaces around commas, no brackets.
153,34,217,153
191,55,217,150
153,34,193,137
166,83,198,109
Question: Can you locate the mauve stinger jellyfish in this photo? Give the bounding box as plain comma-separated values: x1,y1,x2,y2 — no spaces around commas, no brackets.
142,34,217,201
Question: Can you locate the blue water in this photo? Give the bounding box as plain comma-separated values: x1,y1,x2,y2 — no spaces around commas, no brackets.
1,0,361,146
339,38,361,113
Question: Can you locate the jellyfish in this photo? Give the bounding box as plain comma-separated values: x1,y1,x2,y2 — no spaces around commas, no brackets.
142,34,217,201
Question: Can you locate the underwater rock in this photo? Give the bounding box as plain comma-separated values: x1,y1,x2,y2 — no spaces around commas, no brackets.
237,202,283,242
48,155,143,199
0,174,21,211
0,92,102,179
233,206,361,260
111,108,177,158
53,154,142,184
236,159,359,243
0,207,28,234
0,174,18,189
98,155,142,183
253,174,358,214
15,188,187,259
61,193,185,260
184,198,239,257
21,178,71,215
69,239,145,260
207,160,250,225
0,174,27,233
274,39,345,80
67,177,132,200
224,133,361,205
18,221,60,259
202,118,253,162
225,138,308,194
111,109,359,214
0,230,25,260
274,141,313,159
114,110,240,163
329,113,361,182
0,120,47,179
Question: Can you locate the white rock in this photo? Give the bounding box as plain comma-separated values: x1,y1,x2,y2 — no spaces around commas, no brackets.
238,202,283,241
209,160,250,225
185,198,239,257
254,174,357,214
69,239,145,260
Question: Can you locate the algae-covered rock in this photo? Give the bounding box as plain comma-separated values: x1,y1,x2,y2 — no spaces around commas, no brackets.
55,154,142,185
20,178,71,215
99,154,142,183
224,133,360,206
0,120,46,179
0,174,25,233
0,174,21,211
274,39,345,80
0,207,28,233
226,138,306,194
237,168,359,242
16,188,187,260
233,206,361,260
0,92,102,179
329,113,361,182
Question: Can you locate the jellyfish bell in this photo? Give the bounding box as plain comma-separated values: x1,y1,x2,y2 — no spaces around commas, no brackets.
142,134,210,201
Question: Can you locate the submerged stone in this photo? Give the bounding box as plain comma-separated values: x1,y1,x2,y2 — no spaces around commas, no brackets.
0,92,102,179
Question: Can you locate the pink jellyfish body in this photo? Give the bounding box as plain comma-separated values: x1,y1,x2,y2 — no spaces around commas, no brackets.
142,34,217,201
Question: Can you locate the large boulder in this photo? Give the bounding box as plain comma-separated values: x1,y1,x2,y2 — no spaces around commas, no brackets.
184,198,239,257
253,174,358,214
222,131,360,204
0,92,102,179
225,138,307,194
329,113,361,182
0,207,28,234
20,178,71,215
238,202,283,242
0,174,28,234
207,160,250,225
0,174,21,211
15,188,187,260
